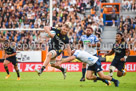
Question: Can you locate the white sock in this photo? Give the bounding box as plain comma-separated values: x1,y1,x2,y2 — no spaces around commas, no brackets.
109,66,115,77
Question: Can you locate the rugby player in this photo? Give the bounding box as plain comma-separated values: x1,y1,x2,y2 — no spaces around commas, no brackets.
35,24,71,79
55,49,119,87
105,32,130,77
78,27,100,81
3,40,20,80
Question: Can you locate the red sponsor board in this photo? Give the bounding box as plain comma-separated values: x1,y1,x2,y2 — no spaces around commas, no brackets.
0,62,82,72
102,62,136,72
0,62,136,72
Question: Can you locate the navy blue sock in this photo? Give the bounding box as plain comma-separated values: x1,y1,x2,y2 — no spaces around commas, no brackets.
94,72,97,76
82,68,86,78
40,66,45,73
4,66,9,75
96,77,103,81
111,78,116,82
96,77,109,85
60,67,64,72
102,80,109,85
16,70,20,77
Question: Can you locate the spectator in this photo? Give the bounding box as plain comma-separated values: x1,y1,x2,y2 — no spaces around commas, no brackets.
95,24,102,38
70,0,77,6
132,0,136,11
109,0,114,3
101,0,107,3
99,17,104,31
118,15,136,51
90,0,95,8
122,0,135,11
93,14,99,23
80,0,86,15
111,5,116,27
133,41,136,51
90,7,96,16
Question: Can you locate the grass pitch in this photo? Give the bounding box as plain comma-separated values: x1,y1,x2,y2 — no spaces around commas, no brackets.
0,72,136,91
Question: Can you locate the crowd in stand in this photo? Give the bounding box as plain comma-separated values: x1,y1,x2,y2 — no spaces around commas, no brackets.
0,0,135,51
0,0,103,50
117,15,136,51
122,0,136,11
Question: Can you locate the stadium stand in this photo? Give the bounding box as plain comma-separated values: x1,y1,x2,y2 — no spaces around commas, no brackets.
121,0,136,11
0,0,135,54
0,0,103,51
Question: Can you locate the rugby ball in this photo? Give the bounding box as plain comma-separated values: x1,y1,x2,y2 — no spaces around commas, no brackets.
45,31,56,38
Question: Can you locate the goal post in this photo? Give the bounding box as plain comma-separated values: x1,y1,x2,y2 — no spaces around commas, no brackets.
0,28,44,31
50,0,53,27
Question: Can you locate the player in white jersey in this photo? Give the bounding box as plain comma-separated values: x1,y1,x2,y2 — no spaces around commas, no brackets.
73,50,98,65
55,50,120,87
78,26,100,81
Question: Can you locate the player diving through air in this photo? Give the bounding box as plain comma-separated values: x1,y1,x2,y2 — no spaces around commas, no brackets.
35,24,71,79
55,50,120,87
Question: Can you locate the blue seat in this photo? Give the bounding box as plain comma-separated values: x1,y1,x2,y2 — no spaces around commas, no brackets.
105,20,118,23
105,20,118,26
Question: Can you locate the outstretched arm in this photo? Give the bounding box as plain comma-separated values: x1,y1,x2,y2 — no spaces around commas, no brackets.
120,48,130,61
61,56,76,63
3,50,6,59
55,56,76,66
44,26,55,38
6,53,16,58
65,44,71,56
105,49,115,57
78,40,83,49
88,42,100,47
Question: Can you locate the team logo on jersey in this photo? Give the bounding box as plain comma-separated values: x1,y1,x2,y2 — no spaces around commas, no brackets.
59,50,62,53
88,58,94,61
115,44,119,47
90,37,95,41
97,68,100,71
114,49,121,53
63,37,65,40
118,46,121,48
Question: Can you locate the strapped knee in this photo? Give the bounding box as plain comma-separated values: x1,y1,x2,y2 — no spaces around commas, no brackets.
50,59,56,65
49,50,57,58
110,66,115,72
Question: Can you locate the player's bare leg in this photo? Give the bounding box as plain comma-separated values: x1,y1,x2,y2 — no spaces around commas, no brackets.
86,70,111,86
117,70,126,77
43,52,56,67
86,70,97,80
35,50,57,76
14,65,20,80
35,51,57,76
3,60,10,79
98,71,119,87
122,69,127,76
50,54,67,79
109,66,115,77
51,64,67,79
80,63,86,81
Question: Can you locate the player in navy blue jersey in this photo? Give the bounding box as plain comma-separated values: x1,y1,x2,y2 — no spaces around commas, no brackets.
35,24,71,79
105,32,130,77
3,40,20,80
